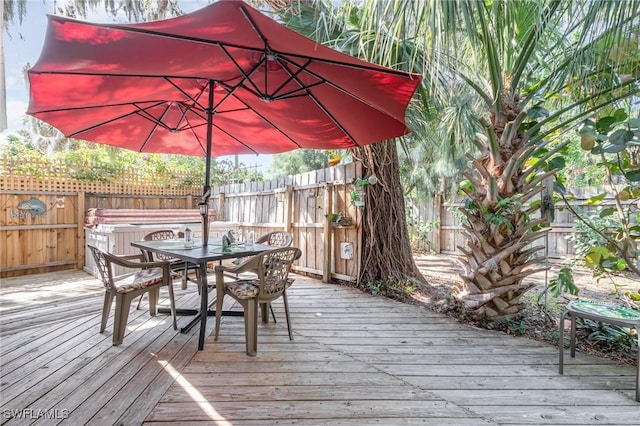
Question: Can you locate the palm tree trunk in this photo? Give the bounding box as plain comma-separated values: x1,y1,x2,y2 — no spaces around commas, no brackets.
454,96,550,318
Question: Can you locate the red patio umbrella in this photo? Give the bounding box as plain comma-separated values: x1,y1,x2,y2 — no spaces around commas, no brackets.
27,0,421,244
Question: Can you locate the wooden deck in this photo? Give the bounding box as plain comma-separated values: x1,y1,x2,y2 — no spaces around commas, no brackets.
0,270,637,425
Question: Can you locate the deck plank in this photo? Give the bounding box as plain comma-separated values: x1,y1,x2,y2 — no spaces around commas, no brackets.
146,400,476,422
470,405,640,424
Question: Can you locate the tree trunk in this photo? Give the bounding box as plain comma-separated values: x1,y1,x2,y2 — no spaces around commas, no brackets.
351,141,425,290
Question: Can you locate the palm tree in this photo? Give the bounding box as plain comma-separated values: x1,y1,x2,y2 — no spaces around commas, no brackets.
360,0,639,317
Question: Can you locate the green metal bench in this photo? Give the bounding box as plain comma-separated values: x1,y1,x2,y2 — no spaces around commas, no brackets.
559,300,640,402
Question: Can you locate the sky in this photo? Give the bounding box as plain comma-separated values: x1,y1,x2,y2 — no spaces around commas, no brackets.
1,0,274,174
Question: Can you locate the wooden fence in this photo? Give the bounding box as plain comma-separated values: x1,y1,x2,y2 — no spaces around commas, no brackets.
407,188,635,259
1,162,363,282
211,162,362,282
1,160,201,278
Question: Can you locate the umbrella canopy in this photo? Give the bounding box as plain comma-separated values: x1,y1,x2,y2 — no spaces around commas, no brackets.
27,0,421,242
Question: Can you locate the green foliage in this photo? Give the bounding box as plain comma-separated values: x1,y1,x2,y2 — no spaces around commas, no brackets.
579,318,639,354
0,131,262,186
413,219,439,241
584,244,628,274
504,316,528,336
562,110,640,307
551,268,579,297
349,177,372,209
486,212,514,231
557,139,607,187
406,206,440,252
462,194,527,232
387,279,418,293
269,150,333,178
565,207,621,260
451,202,471,226
537,268,579,306
365,280,385,295
364,278,419,299
0,132,54,176
3,0,28,28
214,159,264,185
60,145,125,183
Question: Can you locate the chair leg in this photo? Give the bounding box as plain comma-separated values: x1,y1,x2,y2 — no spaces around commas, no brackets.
136,294,145,310
113,293,133,346
166,283,177,330
214,282,224,341
270,304,277,323
148,288,159,316
260,303,269,323
559,309,567,374
181,263,188,290
282,290,293,340
636,326,640,402
570,314,577,358
245,299,258,356
100,291,113,333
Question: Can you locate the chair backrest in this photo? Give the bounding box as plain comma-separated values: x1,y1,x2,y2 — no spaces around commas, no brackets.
144,230,175,241
256,247,301,301
256,231,293,247
88,245,117,292
143,230,177,261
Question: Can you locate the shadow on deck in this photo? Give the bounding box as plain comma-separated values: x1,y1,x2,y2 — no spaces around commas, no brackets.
0,270,637,425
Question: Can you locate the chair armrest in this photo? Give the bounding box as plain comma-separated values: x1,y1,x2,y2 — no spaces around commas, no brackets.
119,253,145,262
104,251,170,270
214,254,261,274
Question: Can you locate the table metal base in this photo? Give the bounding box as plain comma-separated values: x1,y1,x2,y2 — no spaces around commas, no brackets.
158,306,244,333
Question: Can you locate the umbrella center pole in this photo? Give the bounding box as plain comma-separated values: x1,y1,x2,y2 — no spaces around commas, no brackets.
199,199,209,247
202,79,215,247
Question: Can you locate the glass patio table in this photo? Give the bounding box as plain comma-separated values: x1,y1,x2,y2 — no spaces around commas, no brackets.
131,238,271,350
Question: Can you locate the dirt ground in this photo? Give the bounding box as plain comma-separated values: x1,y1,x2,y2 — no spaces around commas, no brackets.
409,253,639,366
412,253,635,305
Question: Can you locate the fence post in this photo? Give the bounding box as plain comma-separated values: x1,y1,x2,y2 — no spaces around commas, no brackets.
77,191,86,270
433,192,442,253
283,185,293,234
217,193,225,221
322,183,333,283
